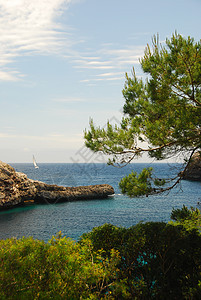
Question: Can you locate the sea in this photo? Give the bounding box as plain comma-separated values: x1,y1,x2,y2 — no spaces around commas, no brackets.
0,163,200,242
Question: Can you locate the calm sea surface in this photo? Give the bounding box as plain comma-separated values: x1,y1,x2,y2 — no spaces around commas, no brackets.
0,163,200,241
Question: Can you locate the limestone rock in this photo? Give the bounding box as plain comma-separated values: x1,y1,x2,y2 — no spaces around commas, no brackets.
0,161,37,209
182,152,201,181
34,182,114,204
0,161,114,210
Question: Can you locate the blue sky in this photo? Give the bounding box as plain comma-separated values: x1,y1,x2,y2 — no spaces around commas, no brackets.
0,0,200,163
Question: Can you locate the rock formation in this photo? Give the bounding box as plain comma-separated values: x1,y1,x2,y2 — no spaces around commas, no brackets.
0,161,114,210
182,152,201,181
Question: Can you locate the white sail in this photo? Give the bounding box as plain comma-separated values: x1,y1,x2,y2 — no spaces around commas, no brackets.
33,155,39,169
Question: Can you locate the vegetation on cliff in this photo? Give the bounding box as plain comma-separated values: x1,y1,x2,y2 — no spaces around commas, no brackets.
1,206,201,299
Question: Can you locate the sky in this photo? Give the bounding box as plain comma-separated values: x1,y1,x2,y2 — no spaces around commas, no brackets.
0,0,200,163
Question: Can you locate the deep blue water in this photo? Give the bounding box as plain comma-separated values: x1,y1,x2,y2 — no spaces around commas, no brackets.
0,163,200,241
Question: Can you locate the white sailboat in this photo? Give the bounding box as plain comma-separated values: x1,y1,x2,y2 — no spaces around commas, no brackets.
33,155,39,169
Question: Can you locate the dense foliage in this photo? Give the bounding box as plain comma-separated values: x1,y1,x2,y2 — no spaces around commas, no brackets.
84,33,201,196
0,232,120,299
1,207,201,299
81,210,201,299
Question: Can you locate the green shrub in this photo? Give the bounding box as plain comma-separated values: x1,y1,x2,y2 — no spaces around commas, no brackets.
1,207,201,299
0,233,120,299
81,221,201,299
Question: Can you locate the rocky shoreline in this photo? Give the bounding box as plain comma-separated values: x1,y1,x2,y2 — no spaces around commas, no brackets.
182,152,201,181
0,161,114,210
1,152,200,210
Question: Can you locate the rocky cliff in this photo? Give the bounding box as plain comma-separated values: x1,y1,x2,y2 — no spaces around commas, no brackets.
182,152,201,181
0,161,114,210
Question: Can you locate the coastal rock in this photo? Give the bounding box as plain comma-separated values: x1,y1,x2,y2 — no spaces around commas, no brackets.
0,161,37,209
182,152,201,181
0,161,114,210
34,182,114,204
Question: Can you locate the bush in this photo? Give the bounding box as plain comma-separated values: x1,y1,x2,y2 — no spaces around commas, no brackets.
0,233,120,299
1,207,201,299
81,221,201,299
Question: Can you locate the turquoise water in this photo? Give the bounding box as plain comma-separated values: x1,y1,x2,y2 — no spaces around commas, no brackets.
0,163,200,241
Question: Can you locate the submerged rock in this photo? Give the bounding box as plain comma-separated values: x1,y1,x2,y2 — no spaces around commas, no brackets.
182,152,201,181
0,161,114,210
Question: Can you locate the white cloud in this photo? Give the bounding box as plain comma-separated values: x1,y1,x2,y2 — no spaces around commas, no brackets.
80,75,124,83
74,45,144,68
0,0,146,84
97,72,123,77
0,0,73,80
0,70,25,81
74,63,115,70
74,44,145,84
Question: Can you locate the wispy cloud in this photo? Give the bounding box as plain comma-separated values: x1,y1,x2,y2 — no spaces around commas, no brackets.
0,70,25,81
0,0,73,81
96,72,123,77
0,0,146,84
74,45,145,84
80,75,124,83
74,61,115,70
